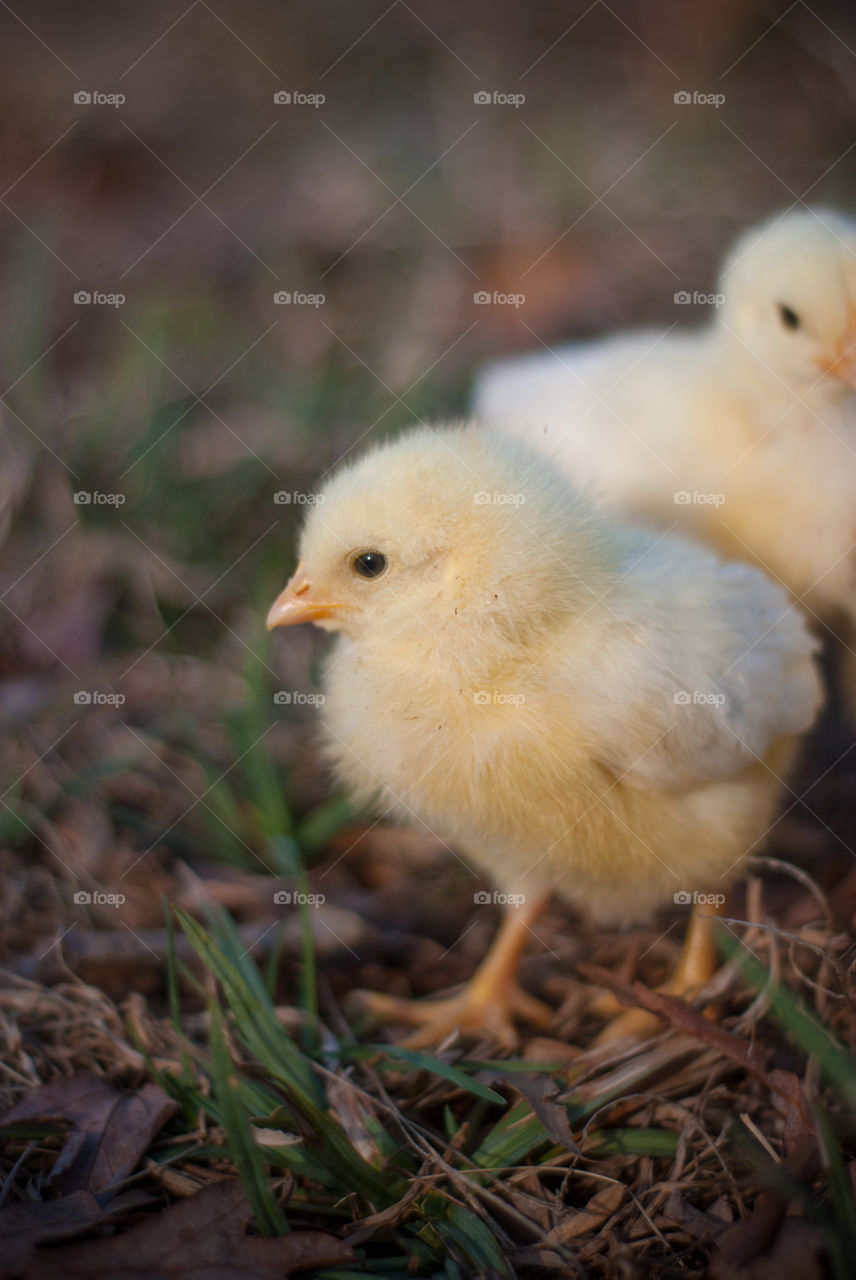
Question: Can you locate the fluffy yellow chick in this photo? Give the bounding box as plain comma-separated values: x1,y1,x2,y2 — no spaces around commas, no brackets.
474,208,856,631
267,425,822,1047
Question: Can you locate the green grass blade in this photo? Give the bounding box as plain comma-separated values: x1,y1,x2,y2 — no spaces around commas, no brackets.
208,1000,289,1236
355,1045,506,1106
175,906,323,1106
175,907,403,1205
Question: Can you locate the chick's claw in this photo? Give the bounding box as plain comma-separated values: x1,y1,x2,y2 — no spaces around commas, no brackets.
592,900,725,1045
350,981,553,1050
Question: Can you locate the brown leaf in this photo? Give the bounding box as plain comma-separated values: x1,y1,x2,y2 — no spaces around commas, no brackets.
15,1178,353,1279
507,1074,580,1154
767,1070,815,1155
711,1217,826,1280
3,1075,178,1196
0,1190,109,1247
540,1183,624,1245
710,1136,820,1274
663,1188,729,1241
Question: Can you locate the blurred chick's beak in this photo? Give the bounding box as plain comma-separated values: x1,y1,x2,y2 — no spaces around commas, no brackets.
834,350,856,390
827,311,856,389
266,563,340,629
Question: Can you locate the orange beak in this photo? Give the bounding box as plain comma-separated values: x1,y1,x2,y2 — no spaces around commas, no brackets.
824,304,856,389
828,345,856,390
266,563,342,629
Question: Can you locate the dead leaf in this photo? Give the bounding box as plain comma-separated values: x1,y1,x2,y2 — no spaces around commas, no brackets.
767,1070,815,1155
0,1190,109,1247
539,1183,624,1245
711,1216,826,1280
324,1075,382,1164
663,1188,729,1241
3,1075,178,1196
710,1136,820,1274
13,1178,353,1279
507,1074,580,1154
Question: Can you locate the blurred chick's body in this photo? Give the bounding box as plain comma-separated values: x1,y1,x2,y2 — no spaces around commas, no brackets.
473,208,856,625
268,425,822,1046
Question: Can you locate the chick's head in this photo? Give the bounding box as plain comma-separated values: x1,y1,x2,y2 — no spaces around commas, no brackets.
267,426,613,667
718,207,856,393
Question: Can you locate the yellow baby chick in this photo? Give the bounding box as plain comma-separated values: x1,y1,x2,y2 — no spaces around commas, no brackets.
474,208,856,632
267,425,822,1048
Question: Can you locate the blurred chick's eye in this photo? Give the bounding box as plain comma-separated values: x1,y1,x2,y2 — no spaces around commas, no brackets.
352,551,387,579
778,303,801,330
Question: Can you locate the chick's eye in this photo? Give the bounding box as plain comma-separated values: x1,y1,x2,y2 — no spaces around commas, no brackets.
352,551,387,579
778,303,801,330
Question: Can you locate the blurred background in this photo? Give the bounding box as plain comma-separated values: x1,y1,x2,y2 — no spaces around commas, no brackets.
2,0,856,995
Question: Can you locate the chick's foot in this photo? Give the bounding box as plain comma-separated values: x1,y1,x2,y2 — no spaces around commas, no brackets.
352,894,553,1048
351,979,552,1049
593,898,725,1044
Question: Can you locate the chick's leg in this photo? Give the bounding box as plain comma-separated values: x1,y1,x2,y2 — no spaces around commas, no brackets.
353,894,553,1049
594,897,725,1044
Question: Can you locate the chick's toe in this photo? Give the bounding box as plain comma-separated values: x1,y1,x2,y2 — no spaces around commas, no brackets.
350,979,553,1050
594,899,724,1044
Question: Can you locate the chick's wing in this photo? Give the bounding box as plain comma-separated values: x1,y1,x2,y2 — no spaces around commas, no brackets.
568,551,822,795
